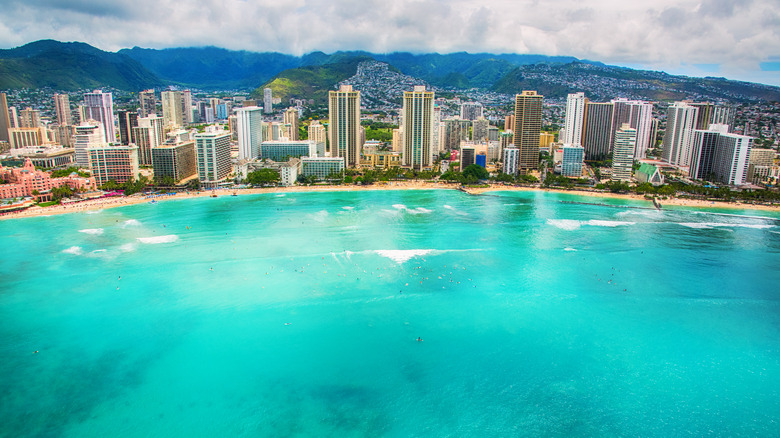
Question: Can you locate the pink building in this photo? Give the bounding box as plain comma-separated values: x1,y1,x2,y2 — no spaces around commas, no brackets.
0,159,96,201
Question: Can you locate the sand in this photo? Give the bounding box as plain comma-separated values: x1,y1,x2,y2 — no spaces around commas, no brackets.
1,181,778,221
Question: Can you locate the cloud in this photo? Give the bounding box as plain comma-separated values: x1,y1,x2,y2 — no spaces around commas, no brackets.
0,0,778,85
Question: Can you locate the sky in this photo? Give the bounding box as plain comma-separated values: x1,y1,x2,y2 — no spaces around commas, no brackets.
1,0,779,86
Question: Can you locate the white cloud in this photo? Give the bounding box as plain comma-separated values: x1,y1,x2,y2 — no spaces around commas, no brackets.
1,0,778,85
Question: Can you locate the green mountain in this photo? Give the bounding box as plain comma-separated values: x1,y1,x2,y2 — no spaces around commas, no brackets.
0,40,164,91
252,56,371,106
492,62,780,102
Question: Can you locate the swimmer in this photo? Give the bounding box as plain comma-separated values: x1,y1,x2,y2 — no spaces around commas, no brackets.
416,337,423,342
284,323,292,326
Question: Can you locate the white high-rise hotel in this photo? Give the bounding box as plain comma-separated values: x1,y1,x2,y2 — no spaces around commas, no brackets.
563,92,587,146
236,106,265,160
402,86,435,171
662,102,700,166
83,90,115,144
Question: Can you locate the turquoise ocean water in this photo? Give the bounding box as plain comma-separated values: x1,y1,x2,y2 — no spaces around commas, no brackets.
1,189,779,437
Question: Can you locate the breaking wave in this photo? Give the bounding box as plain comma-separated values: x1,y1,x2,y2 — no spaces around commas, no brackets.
62,246,83,255
137,235,179,244
79,228,104,235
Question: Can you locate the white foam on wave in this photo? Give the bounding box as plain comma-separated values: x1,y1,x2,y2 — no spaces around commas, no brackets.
119,243,137,252
375,249,433,264
311,210,329,222
587,220,635,227
392,204,407,210
679,222,774,230
342,206,355,211
86,210,102,215
62,246,83,255
79,228,104,235
547,219,581,230
616,209,663,219
137,235,179,244
409,207,432,214
275,194,286,197
443,205,454,210
564,247,577,252
547,219,635,230
121,219,142,228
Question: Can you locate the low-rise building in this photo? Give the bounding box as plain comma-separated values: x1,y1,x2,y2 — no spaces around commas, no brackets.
301,156,345,181
0,158,95,200
636,163,665,186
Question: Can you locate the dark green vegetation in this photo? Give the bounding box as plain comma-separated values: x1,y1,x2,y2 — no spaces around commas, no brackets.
49,167,90,178
4,40,779,103
0,40,163,90
491,62,780,101
251,56,371,106
246,169,281,185
362,121,397,142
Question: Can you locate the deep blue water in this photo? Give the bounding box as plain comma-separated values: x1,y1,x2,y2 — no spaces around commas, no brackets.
1,189,779,437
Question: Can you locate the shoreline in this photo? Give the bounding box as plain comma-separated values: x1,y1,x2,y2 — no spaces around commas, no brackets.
1,182,779,221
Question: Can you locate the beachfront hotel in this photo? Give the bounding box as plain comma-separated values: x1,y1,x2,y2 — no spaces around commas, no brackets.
0,158,95,201
513,91,543,171
88,145,140,186
260,140,318,162
329,85,361,168
152,140,197,183
612,123,637,181
301,156,345,180
194,126,232,185
402,85,435,171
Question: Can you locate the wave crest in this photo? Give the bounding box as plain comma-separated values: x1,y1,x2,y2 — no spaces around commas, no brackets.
137,235,179,244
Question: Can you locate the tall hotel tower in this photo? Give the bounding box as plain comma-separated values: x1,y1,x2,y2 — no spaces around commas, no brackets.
83,90,116,143
582,102,614,160
264,88,273,114
402,86,435,171
235,106,265,160
611,98,653,159
612,123,637,181
53,94,72,126
0,93,10,143
662,102,700,166
329,85,361,168
513,91,543,171
138,90,157,118
563,92,587,146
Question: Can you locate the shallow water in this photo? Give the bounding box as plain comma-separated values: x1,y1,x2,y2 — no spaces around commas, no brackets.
1,190,779,437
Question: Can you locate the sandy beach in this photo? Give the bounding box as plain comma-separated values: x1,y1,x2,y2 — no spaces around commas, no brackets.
1,181,779,220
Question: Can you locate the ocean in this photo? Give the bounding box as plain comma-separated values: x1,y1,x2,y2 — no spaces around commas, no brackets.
1,189,779,437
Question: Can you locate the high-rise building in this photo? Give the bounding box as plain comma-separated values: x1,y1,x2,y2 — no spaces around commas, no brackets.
611,98,653,159
161,91,185,128
443,119,471,150
53,94,72,126
260,141,318,162
392,127,403,153
689,124,752,185
504,115,515,132
133,114,165,166
328,85,361,167
283,107,299,141
182,90,193,126
195,126,232,184
712,105,736,131
74,122,107,168
19,108,42,128
0,93,11,143
88,145,139,185
308,121,327,150
460,102,484,121
83,90,116,144
235,106,265,160
582,102,613,160
402,85,435,170
138,90,157,118
662,102,700,166
263,88,273,114
503,147,520,176
513,91,543,171
472,118,490,142
561,144,585,177
152,141,197,183
690,124,729,181
564,92,587,146
117,110,139,146
612,123,636,181
432,105,442,158
689,102,714,130
8,128,45,149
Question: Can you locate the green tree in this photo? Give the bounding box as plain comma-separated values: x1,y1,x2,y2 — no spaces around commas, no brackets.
462,164,489,181
246,169,281,185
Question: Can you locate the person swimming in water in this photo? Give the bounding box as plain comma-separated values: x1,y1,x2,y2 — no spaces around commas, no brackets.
416,337,423,342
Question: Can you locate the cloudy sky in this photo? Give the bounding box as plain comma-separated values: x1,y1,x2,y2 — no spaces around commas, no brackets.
1,0,779,85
